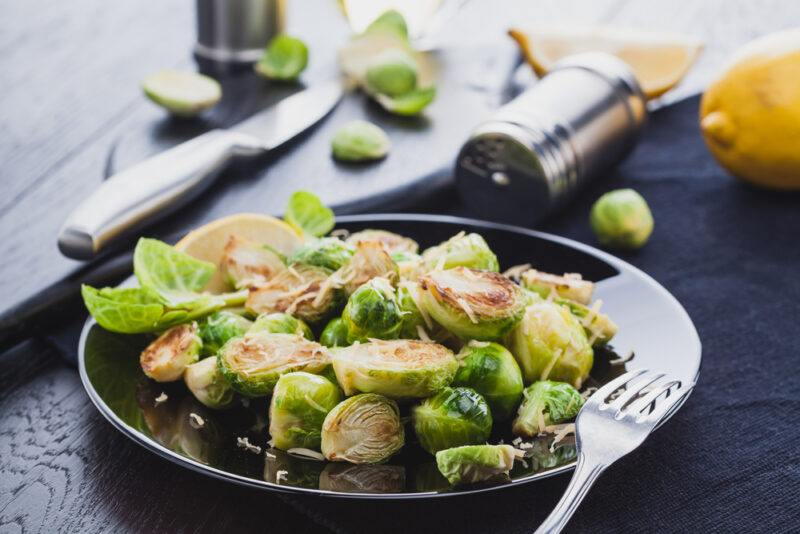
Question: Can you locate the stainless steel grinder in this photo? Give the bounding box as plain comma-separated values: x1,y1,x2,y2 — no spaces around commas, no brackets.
194,0,285,64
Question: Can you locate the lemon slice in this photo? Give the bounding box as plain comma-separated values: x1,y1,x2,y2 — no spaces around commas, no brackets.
508,26,703,99
175,214,304,293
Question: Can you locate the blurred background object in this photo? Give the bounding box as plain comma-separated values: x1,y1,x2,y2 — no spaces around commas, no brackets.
194,0,285,64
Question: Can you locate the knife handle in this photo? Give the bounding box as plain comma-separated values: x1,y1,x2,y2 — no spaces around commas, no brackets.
58,129,264,260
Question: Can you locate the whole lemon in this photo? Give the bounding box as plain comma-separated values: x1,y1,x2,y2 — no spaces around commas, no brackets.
700,29,800,189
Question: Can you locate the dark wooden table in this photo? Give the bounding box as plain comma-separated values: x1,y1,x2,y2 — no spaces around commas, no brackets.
2,1,797,532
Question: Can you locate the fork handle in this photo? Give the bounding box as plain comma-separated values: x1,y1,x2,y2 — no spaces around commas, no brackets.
535,453,607,534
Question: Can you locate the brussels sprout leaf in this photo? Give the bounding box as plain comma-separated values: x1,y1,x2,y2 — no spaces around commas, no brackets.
133,238,216,303
364,10,409,42
255,34,309,81
284,191,335,237
376,87,436,116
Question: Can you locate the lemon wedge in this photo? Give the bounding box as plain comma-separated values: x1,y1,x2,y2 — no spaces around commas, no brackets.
175,214,304,293
508,26,703,99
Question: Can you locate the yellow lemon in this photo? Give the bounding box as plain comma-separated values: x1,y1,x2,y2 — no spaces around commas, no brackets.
700,29,800,190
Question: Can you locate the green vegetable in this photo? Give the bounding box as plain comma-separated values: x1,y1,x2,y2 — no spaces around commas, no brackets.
320,463,405,493
139,323,202,382
134,238,216,299
363,9,409,41
268,372,342,451
221,235,286,289
436,444,522,485
332,339,457,399
255,34,309,81
375,87,436,116
249,312,314,340
589,188,654,249
334,239,399,296
553,296,618,346
520,269,594,305
396,283,426,338
365,49,418,97
421,232,499,272
320,317,349,348
345,229,418,255
512,380,585,437
321,393,404,463
198,311,252,356
184,356,235,409
452,341,524,421
142,70,221,117
506,300,594,388
412,387,493,455
284,191,335,237
341,278,403,342
331,120,391,162
290,237,354,271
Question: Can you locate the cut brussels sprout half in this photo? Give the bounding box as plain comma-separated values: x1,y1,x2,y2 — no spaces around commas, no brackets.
217,332,330,397
418,267,527,341
142,70,221,117
506,300,594,388
421,232,499,272
249,312,314,340
284,191,335,238
365,48,418,97
521,269,595,305
512,380,584,437
345,229,418,255
332,239,399,296
254,34,309,81
246,263,341,325
220,235,286,289
342,277,403,343
555,297,618,346
435,444,523,486
363,9,409,41
319,463,405,493
321,393,404,464
332,339,457,398
331,120,391,162
412,387,493,455
452,341,524,421
320,317,349,348
140,323,202,382
375,87,436,116
268,372,342,451
393,251,424,281
289,237,354,271
198,311,252,357
590,188,654,249
184,356,235,409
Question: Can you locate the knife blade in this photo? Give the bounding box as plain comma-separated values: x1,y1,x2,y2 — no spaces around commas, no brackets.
57,80,343,260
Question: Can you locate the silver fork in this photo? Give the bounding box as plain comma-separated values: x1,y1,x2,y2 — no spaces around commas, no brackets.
535,369,694,534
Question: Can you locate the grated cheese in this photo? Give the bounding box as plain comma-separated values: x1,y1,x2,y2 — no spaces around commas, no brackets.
236,436,262,454
189,413,205,429
455,297,479,324
416,325,432,342
502,263,532,280
548,423,576,452
275,470,288,483
154,392,168,407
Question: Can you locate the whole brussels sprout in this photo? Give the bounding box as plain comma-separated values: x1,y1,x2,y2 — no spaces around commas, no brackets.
184,356,235,409
332,339,457,399
320,317,349,348
506,300,594,388
342,277,403,342
418,267,527,341
220,235,286,289
249,312,314,340
520,269,594,305
421,232,499,272
321,393,404,464
452,341,524,421
331,120,391,163
290,237,354,271
436,444,523,486
198,311,252,356
268,372,342,451
140,322,202,382
333,240,399,296
218,332,330,397
512,380,584,437
345,229,418,255
365,48,418,97
319,463,405,494
590,188,654,249
413,387,493,455
554,297,618,346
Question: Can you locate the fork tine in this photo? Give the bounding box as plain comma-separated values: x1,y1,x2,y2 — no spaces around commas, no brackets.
606,372,666,413
637,384,694,424
625,380,682,417
586,368,649,406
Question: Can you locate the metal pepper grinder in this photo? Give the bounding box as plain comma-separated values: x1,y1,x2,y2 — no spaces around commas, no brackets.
455,52,647,226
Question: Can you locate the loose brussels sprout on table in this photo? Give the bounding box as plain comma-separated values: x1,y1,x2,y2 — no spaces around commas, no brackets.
421,232,500,272
198,311,253,356
184,356,235,409
452,341,524,421
246,263,341,325
435,444,523,486
331,120,391,163
254,34,309,81
341,277,403,342
221,235,286,289
320,317,349,348
590,188,654,250
249,312,314,340
142,70,221,117
512,380,584,437
413,387,493,454
289,237,354,271
269,372,342,451
139,323,202,382
321,393,404,464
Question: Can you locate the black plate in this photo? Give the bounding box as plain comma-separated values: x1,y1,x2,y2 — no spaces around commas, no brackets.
78,214,701,499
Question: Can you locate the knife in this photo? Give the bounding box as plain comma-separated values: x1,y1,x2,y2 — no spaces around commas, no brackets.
58,80,343,260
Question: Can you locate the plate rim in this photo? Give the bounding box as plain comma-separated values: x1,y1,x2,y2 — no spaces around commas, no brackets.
78,213,702,499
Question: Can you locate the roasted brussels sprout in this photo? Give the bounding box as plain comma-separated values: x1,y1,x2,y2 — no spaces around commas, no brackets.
198,311,252,356
320,317,349,348
342,278,403,342
320,463,405,493
506,300,594,388
268,372,342,451
331,120,391,162
140,323,202,382
142,70,221,117
555,298,618,346
321,393,404,464
332,339,457,398
421,232,499,272
249,312,314,340
184,356,235,409
393,251,423,280
365,48,418,97
254,34,308,81
590,188,654,249
345,229,418,255
289,237,354,271
396,282,427,339
512,380,584,437
221,235,286,289
435,444,523,486
526,438,578,471
452,341,524,421
521,269,594,305
418,267,527,341
333,240,399,296
218,332,330,397
413,387,493,454
246,264,342,325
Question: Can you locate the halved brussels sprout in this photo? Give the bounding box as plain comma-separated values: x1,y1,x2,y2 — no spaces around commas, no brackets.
221,235,286,289
140,322,202,382
246,264,342,325
452,341,524,421
345,229,418,255
412,387,493,454
435,444,522,486
512,380,584,437
393,251,423,281
249,312,314,340
218,332,330,397
319,463,405,493
418,267,527,341
198,311,252,356
289,237,354,271
365,48,418,97
396,282,426,339
331,120,391,162
521,269,594,305
184,356,235,409
254,34,308,81
321,393,404,464
332,240,398,296
331,339,457,398
506,300,594,388
320,317,349,348
342,277,403,342
421,232,499,272
268,372,342,451
363,9,409,41
555,298,618,346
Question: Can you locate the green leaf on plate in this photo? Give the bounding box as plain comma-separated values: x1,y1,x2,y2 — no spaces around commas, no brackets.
133,238,216,301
